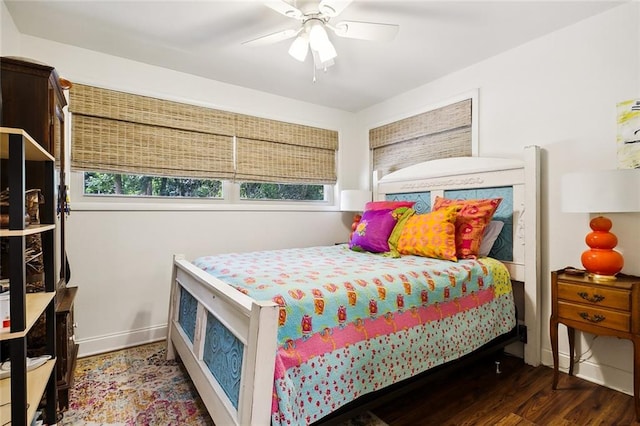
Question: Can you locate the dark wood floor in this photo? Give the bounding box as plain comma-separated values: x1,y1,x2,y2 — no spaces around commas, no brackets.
370,353,639,425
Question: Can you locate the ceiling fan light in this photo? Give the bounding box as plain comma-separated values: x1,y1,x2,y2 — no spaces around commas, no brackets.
309,21,330,51
308,21,337,63
317,39,337,63
288,34,309,62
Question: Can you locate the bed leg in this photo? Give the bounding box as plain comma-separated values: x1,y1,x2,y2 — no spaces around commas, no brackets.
166,256,180,361
166,338,176,361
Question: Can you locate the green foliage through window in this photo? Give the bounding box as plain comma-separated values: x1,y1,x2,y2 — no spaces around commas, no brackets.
83,173,326,201
240,183,324,201
84,173,222,198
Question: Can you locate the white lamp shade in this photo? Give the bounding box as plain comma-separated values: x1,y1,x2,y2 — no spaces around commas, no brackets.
288,33,309,62
561,169,640,213
308,21,337,64
340,190,372,212
309,22,330,50
317,39,337,63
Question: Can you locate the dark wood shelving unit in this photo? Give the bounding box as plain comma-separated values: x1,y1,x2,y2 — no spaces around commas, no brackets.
1,56,78,414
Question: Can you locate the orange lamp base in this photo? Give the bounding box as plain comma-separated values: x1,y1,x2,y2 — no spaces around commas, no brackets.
348,213,362,242
581,216,624,281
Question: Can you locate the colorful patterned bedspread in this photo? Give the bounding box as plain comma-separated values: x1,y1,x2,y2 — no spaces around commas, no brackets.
193,244,515,425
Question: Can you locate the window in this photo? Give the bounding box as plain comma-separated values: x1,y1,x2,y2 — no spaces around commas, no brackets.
370,97,474,176
69,84,338,206
82,172,327,202
84,172,222,198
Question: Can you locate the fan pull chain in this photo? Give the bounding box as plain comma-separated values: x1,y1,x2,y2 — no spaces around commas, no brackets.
312,64,330,83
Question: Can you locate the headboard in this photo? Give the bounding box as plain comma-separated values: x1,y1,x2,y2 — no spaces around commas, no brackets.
373,146,541,366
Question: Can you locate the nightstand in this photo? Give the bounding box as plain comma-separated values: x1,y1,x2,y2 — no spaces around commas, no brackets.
550,268,640,420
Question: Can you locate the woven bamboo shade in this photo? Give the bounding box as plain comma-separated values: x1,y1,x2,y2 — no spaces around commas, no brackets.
236,137,336,184
370,99,472,176
72,115,235,179
235,114,337,150
69,84,338,183
69,84,236,136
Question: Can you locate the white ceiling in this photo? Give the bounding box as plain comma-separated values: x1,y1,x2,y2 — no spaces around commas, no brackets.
4,0,623,112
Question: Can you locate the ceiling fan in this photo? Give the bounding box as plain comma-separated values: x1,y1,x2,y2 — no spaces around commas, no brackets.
243,0,399,75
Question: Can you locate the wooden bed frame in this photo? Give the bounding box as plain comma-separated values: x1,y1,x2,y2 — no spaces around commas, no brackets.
166,146,540,425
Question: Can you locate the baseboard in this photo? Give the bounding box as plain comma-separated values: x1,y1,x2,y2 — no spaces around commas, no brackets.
540,347,633,397
75,324,167,358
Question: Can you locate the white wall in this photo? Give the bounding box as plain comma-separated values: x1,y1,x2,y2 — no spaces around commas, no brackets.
63,210,352,355
359,2,640,396
0,1,20,55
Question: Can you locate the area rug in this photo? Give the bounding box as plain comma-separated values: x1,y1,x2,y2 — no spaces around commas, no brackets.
60,341,387,426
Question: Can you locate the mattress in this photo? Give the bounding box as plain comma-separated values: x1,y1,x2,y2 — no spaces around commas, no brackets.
193,244,516,425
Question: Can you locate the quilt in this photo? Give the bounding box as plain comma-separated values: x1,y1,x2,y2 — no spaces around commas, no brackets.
193,244,515,425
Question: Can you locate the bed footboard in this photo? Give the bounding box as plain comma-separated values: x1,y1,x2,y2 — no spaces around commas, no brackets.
166,254,278,426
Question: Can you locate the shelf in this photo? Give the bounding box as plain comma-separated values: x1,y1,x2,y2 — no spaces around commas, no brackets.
0,223,55,237
0,358,56,425
3,64,65,425
0,292,55,341
0,128,54,162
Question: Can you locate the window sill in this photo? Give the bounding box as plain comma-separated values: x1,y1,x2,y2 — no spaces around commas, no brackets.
70,200,340,212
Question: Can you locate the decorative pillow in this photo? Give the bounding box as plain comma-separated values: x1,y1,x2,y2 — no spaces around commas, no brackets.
348,201,413,239
396,206,459,261
479,221,504,257
433,196,502,259
349,209,398,253
387,207,415,258
365,200,415,211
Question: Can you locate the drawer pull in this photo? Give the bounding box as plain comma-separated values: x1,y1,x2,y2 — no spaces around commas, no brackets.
578,292,605,303
579,312,605,323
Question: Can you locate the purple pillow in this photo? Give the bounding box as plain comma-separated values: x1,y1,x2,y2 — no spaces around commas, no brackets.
349,209,398,253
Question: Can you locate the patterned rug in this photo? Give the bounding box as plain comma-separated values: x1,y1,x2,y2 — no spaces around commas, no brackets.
60,341,387,426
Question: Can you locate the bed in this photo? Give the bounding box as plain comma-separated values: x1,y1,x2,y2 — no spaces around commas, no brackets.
166,146,540,425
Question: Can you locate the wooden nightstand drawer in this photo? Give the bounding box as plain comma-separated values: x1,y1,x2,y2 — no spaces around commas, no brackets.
558,300,630,332
551,270,640,421
557,281,631,311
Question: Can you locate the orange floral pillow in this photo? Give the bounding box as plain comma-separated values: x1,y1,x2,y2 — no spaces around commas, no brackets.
433,196,502,259
397,206,459,261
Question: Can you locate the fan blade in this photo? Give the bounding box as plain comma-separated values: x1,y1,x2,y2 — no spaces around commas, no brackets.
330,20,399,41
318,0,352,18
242,28,300,47
264,1,303,20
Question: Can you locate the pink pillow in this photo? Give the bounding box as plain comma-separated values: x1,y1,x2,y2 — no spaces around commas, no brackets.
365,200,415,211
433,196,502,259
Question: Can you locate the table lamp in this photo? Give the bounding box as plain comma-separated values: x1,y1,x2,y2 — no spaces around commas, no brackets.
561,169,640,281
340,189,372,240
